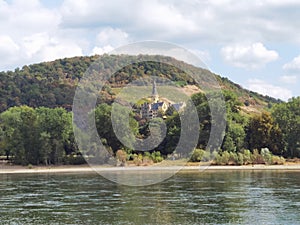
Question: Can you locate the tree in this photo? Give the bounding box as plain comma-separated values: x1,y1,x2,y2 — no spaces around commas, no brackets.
272,97,300,157
0,106,38,165
94,103,139,152
0,106,73,165
221,90,247,153
36,107,72,164
222,121,245,152
246,112,284,155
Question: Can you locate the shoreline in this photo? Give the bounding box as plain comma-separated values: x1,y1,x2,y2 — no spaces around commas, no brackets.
1,163,300,174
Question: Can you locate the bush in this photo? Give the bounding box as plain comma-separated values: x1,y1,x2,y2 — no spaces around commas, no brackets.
214,153,222,165
229,152,238,165
272,155,285,165
212,148,286,166
142,156,153,166
237,152,244,165
144,151,151,158
151,151,163,163
116,150,127,166
203,150,213,162
242,149,252,165
261,148,272,165
63,154,87,165
133,154,143,166
251,149,265,164
220,151,230,165
189,149,205,162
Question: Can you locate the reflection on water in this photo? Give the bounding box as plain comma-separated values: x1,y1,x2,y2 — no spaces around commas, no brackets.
0,170,299,224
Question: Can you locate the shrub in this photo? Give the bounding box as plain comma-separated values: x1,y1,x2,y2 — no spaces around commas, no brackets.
133,157,142,166
242,149,252,165
116,149,127,166
63,154,87,165
151,151,163,163
144,151,151,158
142,156,153,166
212,148,286,166
203,150,213,162
220,151,230,165
272,155,285,165
237,152,244,165
189,149,205,162
211,151,219,160
133,154,143,166
229,152,238,165
213,153,222,165
261,148,273,165
251,149,265,164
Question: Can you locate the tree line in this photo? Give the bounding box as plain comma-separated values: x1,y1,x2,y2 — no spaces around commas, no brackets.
0,92,299,166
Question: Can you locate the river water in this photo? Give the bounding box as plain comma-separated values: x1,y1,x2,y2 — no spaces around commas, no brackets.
0,170,299,224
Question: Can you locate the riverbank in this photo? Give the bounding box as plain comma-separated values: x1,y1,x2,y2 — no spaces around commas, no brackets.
1,163,300,174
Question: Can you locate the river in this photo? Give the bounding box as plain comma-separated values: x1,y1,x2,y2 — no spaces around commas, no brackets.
0,170,299,224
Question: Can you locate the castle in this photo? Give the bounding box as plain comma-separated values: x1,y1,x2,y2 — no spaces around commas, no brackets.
140,79,185,120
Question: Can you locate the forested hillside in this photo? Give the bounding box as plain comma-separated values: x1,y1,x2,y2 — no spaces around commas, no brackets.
0,54,281,113
0,54,298,166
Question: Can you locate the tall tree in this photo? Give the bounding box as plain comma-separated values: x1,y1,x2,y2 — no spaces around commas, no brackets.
272,97,300,157
246,112,284,155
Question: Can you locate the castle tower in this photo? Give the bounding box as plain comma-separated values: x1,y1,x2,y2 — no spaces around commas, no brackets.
151,79,159,103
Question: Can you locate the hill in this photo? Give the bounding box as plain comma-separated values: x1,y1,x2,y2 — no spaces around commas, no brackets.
1,54,299,166
0,54,281,113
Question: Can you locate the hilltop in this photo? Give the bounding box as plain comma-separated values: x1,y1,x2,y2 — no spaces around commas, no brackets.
0,54,281,113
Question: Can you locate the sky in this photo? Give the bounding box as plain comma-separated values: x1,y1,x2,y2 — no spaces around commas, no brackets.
1,0,300,101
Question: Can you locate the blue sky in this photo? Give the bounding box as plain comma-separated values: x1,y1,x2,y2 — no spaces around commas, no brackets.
1,0,300,100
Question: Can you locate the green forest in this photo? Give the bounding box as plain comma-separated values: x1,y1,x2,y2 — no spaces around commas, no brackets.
0,55,299,166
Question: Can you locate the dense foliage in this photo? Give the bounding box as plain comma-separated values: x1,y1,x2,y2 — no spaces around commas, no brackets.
0,95,298,166
0,55,280,113
0,106,77,165
0,55,298,165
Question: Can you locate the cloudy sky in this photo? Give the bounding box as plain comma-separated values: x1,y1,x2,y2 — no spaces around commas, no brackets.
1,0,300,100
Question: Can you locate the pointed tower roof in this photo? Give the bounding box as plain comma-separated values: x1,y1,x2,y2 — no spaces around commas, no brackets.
152,79,158,96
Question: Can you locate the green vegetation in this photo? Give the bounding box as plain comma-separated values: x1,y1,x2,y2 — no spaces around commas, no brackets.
0,54,280,113
190,148,285,165
0,55,298,166
0,106,77,165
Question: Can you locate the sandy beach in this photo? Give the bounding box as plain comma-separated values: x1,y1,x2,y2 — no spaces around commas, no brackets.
1,163,300,174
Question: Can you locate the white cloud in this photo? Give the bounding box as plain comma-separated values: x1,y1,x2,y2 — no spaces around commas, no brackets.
58,0,300,43
60,0,133,28
283,55,300,73
0,0,60,34
92,45,114,55
0,35,19,56
96,28,129,46
280,56,300,88
21,32,83,64
37,40,83,62
279,75,298,84
0,0,60,70
1,0,300,70
90,28,129,55
0,0,299,99
0,35,20,68
135,0,198,36
247,79,292,101
221,42,278,69
22,33,49,58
